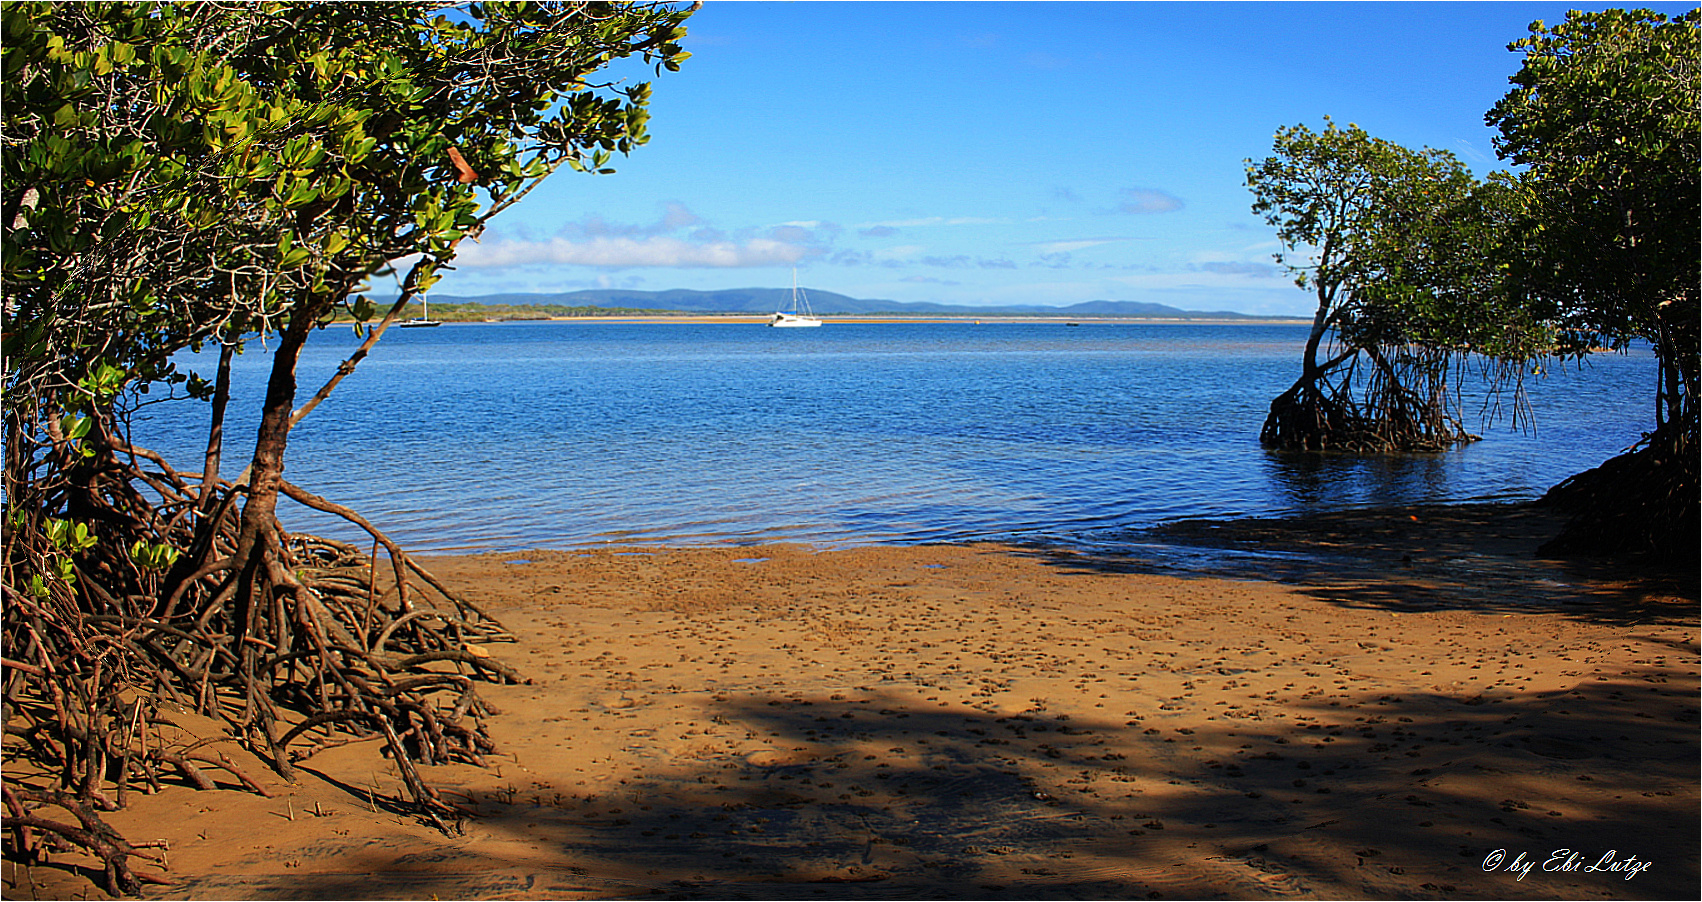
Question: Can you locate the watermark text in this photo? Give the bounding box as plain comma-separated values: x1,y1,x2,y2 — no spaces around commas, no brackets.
1483,848,1652,881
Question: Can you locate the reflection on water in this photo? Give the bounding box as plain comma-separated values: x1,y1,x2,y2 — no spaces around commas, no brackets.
1262,450,1463,509
133,322,1656,553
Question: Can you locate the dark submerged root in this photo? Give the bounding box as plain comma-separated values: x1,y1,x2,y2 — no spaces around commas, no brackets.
1538,415,1699,568
1260,381,1478,454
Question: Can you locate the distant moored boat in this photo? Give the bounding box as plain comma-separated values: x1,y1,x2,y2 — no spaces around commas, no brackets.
769,269,822,328
398,292,442,328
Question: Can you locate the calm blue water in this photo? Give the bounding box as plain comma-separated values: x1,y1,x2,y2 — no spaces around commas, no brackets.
133,322,1656,553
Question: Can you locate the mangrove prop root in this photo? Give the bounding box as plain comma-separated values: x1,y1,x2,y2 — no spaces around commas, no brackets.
1261,374,1476,453
148,749,274,797
3,442,522,892
1539,416,1699,566
4,785,174,896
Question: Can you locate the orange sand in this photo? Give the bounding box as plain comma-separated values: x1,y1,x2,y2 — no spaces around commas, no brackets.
6,511,1696,899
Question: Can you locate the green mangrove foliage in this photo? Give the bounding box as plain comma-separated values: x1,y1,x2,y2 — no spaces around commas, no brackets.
2,1,693,892
1246,119,1555,453
1248,7,1698,564
1487,8,1699,561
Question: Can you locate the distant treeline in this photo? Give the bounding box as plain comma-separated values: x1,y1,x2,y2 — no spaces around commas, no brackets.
333,302,678,322
399,289,1287,319
335,300,1295,321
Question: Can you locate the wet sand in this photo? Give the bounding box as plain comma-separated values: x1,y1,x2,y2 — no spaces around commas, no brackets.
7,505,1697,900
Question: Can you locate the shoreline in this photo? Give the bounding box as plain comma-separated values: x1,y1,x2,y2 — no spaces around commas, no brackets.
540,315,1315,325
363,314,1315,325
7,503,1695,900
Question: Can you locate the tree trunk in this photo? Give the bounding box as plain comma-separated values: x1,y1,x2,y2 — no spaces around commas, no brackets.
1263,277,1477,453
196,342,235,516
1261,282,1356,450
225,306,317,759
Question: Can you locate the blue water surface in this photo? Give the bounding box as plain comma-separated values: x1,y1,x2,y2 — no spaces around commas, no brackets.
132,321,1656,553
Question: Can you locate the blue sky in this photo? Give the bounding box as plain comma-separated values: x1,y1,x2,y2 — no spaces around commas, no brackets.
439,1,1696,315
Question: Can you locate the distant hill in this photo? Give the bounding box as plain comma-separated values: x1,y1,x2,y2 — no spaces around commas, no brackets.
422,288,1277,319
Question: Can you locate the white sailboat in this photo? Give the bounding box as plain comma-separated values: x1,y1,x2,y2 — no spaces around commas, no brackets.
769,269,822,327
398,292,442,328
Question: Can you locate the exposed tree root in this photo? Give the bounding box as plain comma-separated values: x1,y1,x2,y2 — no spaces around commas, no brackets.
1261,373,1477,453
1538,416,1699,568
2,438,522,893
4,785,173,896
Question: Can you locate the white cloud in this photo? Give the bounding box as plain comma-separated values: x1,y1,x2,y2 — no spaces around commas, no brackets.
1192,261,1282,278
1116,188,1185,214
1026,237,1142,254
1108,269,1285,291
853,216,1008,229
454,236,808,269
561,202,703,239
872,244,927,261
456,202,827,269
1455,139,1492,165
657,202,703,232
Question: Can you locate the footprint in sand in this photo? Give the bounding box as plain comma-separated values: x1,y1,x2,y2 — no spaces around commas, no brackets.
745,749,816,768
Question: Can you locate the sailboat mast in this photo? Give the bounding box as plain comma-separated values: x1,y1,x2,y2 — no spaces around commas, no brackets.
768,267,821,326
791,268,811,316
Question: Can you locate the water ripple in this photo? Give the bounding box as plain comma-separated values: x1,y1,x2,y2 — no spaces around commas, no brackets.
141,322,1657,554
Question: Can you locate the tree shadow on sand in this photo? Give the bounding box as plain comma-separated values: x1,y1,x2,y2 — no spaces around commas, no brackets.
1024,502,1695,625
57,506,1697,901
168,669,1696,900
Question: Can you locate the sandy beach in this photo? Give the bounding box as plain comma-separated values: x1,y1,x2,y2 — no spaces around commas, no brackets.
6,504,1696,900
